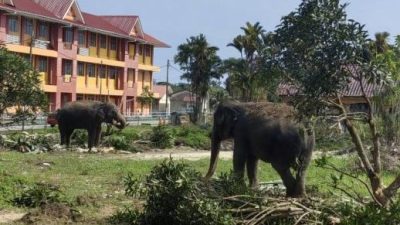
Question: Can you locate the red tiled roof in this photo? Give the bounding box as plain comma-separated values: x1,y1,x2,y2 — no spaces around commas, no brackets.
81,12,127,36
153,85,173,97
100,16,139,36
2,0,58,19
143,33,170,48
277,78,380,98
33,0,72,18
0,0,169,48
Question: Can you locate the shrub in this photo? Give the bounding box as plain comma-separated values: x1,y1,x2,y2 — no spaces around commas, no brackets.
119,159,234,225
1,132,58,152
0,172,29,207
150,126,174,149
329,201,400,225
70,130,88,147
174,125,211,149
102,135,129,150
108,207,141,225
12,182,65,208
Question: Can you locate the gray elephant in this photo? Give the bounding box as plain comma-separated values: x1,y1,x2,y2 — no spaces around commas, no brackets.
56,101,126,150
205,101,314,197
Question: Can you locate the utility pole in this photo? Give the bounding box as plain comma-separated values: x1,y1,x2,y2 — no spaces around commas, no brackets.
29,20,35,65
165,59,170,116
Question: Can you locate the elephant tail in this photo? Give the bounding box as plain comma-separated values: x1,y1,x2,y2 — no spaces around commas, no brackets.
294,126,315,197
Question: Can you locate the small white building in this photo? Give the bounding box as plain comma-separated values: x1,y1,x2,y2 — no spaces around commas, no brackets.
152,85,173,114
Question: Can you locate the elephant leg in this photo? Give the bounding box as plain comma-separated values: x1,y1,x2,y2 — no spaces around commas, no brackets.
247,154,259,188
94,124,102,146
272,163,297,197
59,129,66,145
65,129,74,148
233,140,247,181
87,129,95,151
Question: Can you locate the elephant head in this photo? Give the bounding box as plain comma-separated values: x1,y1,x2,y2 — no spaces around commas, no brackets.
96,102,126,129
205,102,242,179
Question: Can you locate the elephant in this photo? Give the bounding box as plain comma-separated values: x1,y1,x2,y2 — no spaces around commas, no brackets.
56,101,126,151
205,101,314,197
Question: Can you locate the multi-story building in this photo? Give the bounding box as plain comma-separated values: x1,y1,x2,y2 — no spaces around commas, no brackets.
0,0,168,115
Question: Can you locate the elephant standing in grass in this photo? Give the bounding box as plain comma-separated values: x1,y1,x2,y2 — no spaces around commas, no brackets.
56,101,126,151
205,101,314,197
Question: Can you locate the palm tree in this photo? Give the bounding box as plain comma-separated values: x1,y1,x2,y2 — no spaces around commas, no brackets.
175,34,223,124
374,32,390,54
226,22,267,101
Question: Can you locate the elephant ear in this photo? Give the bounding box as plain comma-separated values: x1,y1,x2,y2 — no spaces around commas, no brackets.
216,105,239,126
96,104,106,121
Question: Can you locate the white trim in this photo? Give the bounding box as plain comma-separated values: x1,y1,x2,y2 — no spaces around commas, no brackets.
62,0,74,19
132,18,144,38
3,0,14,6
62,0,85,24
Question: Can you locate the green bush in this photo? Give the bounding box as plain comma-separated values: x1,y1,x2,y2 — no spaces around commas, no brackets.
70,130,88,147
1,132,58,152
12,182,65,208
150,126,174,149
0,172,29,207
119,159,234,225
329,201,400,225
173,125,211,149
102,135,129,150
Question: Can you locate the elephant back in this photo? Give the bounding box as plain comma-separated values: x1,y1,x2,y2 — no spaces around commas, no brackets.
241,102,296,121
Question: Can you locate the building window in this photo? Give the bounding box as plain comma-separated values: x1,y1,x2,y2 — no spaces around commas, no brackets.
37,22,49,40
127,69,134,88
87,64,95,77
145,45,152,56
110,37,117,50
99,66,106,78
63,27,73,43
78,30,86,47
37,57,48,72
100,35,107,48
138,45,143,55
128,43,135,59
89,33,97,47
24,18,33,35
63,60,72,75
109,67,118,79
7,16,18,33
78,62,85,76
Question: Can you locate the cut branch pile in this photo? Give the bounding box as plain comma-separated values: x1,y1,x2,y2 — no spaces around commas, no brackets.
222,195,327,225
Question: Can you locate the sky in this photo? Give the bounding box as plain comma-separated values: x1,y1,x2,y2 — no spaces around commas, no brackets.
77,0,400,84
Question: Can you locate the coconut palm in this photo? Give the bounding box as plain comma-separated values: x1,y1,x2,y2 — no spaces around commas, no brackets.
175,34,223,124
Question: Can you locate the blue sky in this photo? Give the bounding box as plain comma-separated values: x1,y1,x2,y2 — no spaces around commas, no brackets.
78,0,400,84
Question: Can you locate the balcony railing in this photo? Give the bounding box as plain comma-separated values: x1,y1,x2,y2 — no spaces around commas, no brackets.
6,34,20,44
33,39,50,49
78,47,89,56
63,75,72,83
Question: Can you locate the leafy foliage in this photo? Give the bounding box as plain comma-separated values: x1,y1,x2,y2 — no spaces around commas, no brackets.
150,125,174,149
273,0,371,115
332,201,400,225
121,159,234,225
0,45,47,115
175,34,223,123
173,125,211,149
225,22,280,101
0,132,57,153
12,183,65,208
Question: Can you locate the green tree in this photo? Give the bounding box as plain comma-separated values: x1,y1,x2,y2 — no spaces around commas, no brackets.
137,86,155,113
174,34,223,124
0,45,47,121
274,0,400,206
226,23,280,101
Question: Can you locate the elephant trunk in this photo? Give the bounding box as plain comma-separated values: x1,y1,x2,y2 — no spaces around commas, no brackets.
113,113,126,129
205,128,221,179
